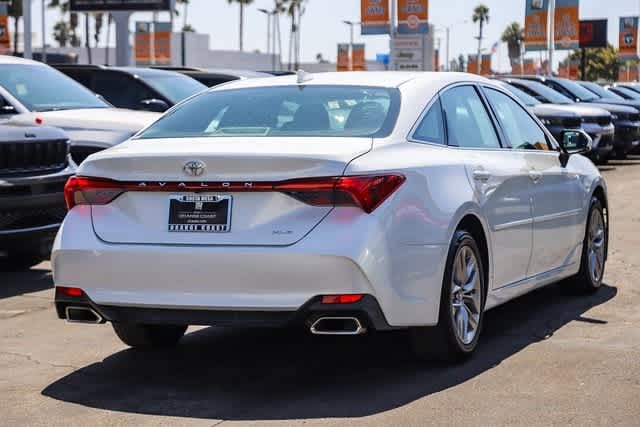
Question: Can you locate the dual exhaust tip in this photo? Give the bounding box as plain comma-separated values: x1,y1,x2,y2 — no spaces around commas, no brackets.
64,307,366,335
64,306,104,324
310,316,367,335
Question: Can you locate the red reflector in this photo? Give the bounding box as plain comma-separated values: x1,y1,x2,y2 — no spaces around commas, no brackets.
321,294,364,304
35,117,43,125
56,286,85,298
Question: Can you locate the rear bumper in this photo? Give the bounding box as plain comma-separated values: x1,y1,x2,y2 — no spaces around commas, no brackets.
55,291,395,331
52,207,448,327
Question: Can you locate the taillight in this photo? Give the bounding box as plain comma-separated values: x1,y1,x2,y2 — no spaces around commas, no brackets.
276,175,406,213
63,174,405,214
64,176,125,209
321,294,364,304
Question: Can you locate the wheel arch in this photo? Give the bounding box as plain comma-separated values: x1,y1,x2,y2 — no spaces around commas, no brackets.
591,184,609,261
452,211,492,297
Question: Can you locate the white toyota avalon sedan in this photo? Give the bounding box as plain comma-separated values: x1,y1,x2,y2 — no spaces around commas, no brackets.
52,72,608,361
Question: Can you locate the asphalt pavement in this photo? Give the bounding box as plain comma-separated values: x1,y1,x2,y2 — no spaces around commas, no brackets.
1,157,640,426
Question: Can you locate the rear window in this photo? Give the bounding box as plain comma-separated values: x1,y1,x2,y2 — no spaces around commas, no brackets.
136,85,400,139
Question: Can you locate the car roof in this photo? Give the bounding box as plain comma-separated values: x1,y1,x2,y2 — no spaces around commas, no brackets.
0,55,48,66
212,71,490,91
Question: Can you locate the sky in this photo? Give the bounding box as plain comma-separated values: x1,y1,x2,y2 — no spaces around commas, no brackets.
20,0,640,71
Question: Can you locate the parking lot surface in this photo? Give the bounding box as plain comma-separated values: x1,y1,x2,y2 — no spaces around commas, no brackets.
2,158,640,427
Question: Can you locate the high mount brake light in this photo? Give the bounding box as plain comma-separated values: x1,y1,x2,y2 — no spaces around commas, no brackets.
64,174,405,213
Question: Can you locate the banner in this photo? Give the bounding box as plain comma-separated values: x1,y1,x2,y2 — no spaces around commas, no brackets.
361,0,389,35
580,19,607,48
337,43,350,71
0,3,9,54
618,64,639,82
397,0,428,35
525,0,548,52
554,0,579,50
154,22,172,65
481,54,491,76
619,17,639,60
467,54,478,74
352,43,367,71
135,22,152,64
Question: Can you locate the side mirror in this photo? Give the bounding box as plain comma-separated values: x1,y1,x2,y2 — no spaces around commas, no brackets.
559,129,593,167
0,97,16,115
139,98,169,113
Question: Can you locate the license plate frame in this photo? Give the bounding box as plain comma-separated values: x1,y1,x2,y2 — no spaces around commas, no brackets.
168,194,232,233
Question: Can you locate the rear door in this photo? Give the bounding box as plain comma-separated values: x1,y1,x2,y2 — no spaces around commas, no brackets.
440,85,534,289
482,86,584,277
86,137,372,246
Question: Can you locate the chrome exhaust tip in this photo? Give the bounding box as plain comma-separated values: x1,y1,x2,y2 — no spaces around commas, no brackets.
64,306,104,324
310,317,367,335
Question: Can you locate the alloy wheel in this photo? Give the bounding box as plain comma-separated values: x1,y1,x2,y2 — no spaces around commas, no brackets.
588,209,606,284
450,246,482,345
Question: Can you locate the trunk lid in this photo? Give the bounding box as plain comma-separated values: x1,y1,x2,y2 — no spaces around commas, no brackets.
82,137,371,246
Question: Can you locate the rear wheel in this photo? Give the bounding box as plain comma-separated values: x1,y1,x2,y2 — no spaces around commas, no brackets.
567,197,607,293
112,323,188,349
410,230,485,362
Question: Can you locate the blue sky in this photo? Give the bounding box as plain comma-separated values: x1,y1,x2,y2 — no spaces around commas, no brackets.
28,0,640,70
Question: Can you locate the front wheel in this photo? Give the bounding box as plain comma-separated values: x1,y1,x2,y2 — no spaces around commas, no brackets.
567,197,607,293
112,323,188,349
410,230,485,362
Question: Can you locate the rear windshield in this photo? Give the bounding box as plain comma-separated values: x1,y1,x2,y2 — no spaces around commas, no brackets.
137,85,400,139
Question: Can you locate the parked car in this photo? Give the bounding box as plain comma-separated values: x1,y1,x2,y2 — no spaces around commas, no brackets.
0,56,159,164
606,84,640,101
501,78,616,162
0,123,75,270
151,66,272,87
54,65,207,112
503,77,639,161
53,72,608,362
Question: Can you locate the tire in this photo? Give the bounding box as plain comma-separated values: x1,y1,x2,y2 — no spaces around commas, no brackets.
567,197,607,293
410,230,486,362
0,251,46,272
112,323,188,349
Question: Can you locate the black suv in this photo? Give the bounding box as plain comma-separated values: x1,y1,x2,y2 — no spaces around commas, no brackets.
151,66,271,87
53,65,206,112
0,124,75,270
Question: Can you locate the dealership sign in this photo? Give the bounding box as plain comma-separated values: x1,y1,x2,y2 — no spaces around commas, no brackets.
397,0,428,34
361,0,390,35
393,35,423,70
554,0,579,50
0,3,9,54
525,0,548,52
352,44,367,71
70,0,171,12
579,19,607,48
337,44,350,71
619,17,639,60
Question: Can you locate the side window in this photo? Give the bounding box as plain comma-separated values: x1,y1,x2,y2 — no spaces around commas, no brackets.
546,81,573,100
440,85,501,149
413,97,444,144
92,72,156,109
63,69,93,88
484,88,551,151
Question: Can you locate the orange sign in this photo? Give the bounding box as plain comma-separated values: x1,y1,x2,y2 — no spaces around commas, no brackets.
397,0,428,34
480,54,491,75
154,22,172,65
352,44,366,71
361,0,389,35
619,17,638,60
523,58,536,74
618,65,639,82
554,0,579,50
0,11,10,53
467,54,478,74
337,43,350,71
135,22,151,64
525,0,548,52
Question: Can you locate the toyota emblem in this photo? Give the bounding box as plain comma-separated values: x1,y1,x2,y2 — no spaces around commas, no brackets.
183,161,206,177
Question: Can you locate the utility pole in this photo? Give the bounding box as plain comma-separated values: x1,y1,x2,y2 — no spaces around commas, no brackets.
445,27,450,71
258,9,271,55
40,0,46,63
22,0,31,59
548,0,555,75
389,0,396,70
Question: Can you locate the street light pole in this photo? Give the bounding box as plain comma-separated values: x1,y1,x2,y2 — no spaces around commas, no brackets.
258,8,271,56
41,0,46,63
342,20,359,70
22,0,31,59
548,0,555,75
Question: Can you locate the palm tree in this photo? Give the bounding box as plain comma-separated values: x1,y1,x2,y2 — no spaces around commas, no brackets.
227,0,254,51
48,0,80,47
8,0,22,55
279,0,305,70
501,22,524,72
472,4,489,74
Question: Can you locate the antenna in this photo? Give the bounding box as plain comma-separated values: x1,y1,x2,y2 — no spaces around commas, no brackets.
296,69,313,84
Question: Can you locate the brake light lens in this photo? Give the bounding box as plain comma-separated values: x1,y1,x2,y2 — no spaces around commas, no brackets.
321,294,364,304
64,174,405,213
56,286,85,298
64,176,125,209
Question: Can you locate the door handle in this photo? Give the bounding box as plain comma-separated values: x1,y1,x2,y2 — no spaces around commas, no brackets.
472,170,491,182
529,170,542,183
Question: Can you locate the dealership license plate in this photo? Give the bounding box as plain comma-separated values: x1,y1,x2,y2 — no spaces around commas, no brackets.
168,195,232,232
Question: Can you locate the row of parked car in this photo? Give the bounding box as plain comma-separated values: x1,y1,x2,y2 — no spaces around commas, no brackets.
0,53,639,270
0,55,280,269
